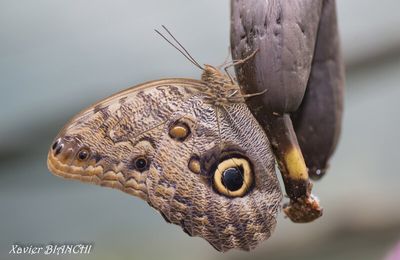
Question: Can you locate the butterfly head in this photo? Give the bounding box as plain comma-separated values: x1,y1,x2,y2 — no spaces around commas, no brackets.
201,64,232,85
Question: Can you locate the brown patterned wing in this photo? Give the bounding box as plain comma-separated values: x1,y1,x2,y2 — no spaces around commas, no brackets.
145,94,282,251
47,78,282,251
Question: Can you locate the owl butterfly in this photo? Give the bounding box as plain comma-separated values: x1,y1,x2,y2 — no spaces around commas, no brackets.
47,26,282,252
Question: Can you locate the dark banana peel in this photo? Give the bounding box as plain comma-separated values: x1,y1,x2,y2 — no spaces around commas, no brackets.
291,0,344,180
230,0,328,222
230,0,323,114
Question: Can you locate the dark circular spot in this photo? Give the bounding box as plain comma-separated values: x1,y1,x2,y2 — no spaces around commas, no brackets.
134,157,148,171
221,167,243,191
52,139,59,150
54,143,63,155
77,149,90,161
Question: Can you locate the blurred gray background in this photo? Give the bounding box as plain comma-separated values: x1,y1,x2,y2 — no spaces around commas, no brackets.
1,1,400,259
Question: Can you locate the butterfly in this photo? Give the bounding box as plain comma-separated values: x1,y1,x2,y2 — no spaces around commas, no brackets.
47,26,282,251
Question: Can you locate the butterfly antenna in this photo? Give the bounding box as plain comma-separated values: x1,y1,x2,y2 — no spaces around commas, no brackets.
155,26,204,70
161,25,203,69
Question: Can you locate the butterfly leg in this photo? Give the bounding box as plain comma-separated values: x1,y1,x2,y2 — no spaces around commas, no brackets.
223,49,258,84
216,46,233,70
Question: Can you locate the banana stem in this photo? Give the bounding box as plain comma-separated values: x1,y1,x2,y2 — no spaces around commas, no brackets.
265,114,311,199
264,113,322,222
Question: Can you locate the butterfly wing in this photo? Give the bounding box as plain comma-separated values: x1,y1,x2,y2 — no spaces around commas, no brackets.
47,79,282,251
146,95,282,251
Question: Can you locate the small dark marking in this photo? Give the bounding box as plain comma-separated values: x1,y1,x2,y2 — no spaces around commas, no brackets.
119,97,127,104
92,153,102,163
63,135,74,142
173,194,188,205
55,143,63,155
135,157,148,170
182,226,192,236
158,178,173,188
128,156,150,172
99,106,110,120
181,219,193,237
276,16,281,24
52,139,59,150
93,104,110,120
93,104,102,113
77,149,89,160
160,211,171,223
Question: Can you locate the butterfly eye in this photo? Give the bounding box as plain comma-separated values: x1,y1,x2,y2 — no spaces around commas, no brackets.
169,122,191,141
213,157,253,197
77,148,90,161
133,157,149,172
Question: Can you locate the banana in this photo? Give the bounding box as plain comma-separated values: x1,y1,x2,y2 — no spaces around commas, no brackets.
291,0,344,180
230,0,343,222
230,0,323,115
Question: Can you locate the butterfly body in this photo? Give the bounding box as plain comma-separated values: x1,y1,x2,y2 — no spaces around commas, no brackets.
47,65,282,251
